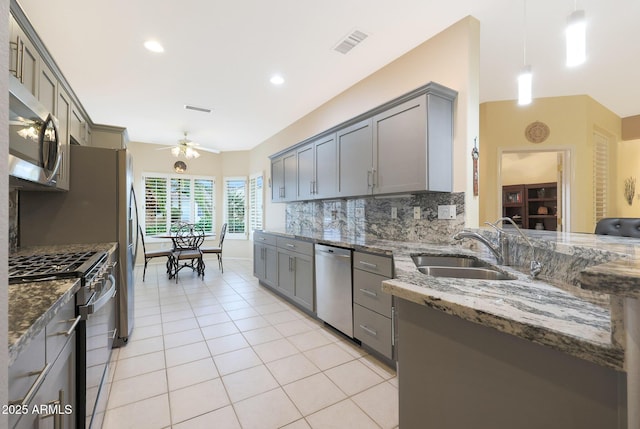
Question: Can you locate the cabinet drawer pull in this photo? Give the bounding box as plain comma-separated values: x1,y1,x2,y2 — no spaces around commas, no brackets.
359,324,378,337
286,243,296,248
57,315,81,337
358,261,378,269
359,288,378,298
10,362,52,406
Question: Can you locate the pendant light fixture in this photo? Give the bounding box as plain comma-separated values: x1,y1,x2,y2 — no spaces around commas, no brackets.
517,0,532,106
566,4,586,67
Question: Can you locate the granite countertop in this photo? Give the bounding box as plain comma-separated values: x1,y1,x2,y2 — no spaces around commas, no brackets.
261,228,635,370
8,242,118,366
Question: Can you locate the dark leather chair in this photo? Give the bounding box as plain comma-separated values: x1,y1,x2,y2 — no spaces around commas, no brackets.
594,218,640,238
139,225,172,281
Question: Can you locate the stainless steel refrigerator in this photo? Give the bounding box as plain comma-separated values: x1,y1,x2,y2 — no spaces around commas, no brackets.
19,144,139,347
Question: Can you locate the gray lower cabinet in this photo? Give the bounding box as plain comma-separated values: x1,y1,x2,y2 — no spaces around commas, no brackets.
352,251,394,360
9,298,77,429
397,298,625,429
254,233,315,313
254,232,278,288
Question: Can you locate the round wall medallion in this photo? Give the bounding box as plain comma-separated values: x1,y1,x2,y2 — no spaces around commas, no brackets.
173,161,187,173
525,121,550,143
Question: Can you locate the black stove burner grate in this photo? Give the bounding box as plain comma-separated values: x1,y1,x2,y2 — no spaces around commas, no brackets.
8,251,99,284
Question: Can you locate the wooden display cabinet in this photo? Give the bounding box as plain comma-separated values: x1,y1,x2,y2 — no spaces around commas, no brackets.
502,182,558,230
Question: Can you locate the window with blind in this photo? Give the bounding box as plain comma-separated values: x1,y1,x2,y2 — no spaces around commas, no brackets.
224,177,247,239
593,132,609,224
249,173,264,239
143,174,215,236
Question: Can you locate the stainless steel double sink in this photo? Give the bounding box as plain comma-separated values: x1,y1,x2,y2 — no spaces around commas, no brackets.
411,254,516,281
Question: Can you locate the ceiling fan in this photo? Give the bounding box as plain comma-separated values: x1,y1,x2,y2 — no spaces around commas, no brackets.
157,132,220,159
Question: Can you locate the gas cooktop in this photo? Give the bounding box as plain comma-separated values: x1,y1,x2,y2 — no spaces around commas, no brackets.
8,251,103,284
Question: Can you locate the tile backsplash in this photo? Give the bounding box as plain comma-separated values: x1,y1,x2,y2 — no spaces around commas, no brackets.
285,192,465,243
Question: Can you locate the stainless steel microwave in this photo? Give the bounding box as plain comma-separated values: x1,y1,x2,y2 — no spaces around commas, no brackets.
9,74,62,189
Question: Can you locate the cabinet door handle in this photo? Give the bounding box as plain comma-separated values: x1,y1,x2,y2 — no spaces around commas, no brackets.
371,168,377,187
359,261,378,269
9,38,19,78
9,362,52,406
359,324,378,337
310,181,314,194
359,288,378,298
367,170,372,188
57,315,81,337
286,243,295,248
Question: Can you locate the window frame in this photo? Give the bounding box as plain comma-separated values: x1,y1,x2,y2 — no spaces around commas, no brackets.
248,171,264,240
141,172,216,239
223,176,248,240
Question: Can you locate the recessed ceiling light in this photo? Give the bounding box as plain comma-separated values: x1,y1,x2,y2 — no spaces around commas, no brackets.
270,74,285,85
144,40,164,53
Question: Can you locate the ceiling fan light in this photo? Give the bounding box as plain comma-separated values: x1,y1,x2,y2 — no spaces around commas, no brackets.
566,10,586,67
518,65,532,106
184,147,200,159
171,146,181,157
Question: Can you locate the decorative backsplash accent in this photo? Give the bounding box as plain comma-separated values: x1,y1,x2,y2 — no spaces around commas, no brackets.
285,192,465,243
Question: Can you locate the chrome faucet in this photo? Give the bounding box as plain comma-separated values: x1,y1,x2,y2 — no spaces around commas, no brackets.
485,217,542,278
452,230,504,265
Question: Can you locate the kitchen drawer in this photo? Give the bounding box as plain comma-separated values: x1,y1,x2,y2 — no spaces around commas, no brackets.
46,298,79,364
8,329,46,427
354,303,392,359
354,251,393,277
353,269,392,317
276,237,313,256
254,231,277,246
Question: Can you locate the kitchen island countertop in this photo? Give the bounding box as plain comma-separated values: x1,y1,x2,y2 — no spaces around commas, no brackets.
260,229,638,370
8,242,117,366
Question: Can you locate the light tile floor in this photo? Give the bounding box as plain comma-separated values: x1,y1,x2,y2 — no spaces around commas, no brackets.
103,257,399,429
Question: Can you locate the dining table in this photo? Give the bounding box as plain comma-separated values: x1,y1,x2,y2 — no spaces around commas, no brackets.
156,227,215,279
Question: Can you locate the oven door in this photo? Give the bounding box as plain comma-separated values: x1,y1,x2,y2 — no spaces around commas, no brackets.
78,273,117,429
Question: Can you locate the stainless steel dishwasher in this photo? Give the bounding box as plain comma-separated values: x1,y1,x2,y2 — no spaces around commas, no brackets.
315,244,353,337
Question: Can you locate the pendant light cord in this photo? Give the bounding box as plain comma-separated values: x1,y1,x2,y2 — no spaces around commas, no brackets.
522,0,527,66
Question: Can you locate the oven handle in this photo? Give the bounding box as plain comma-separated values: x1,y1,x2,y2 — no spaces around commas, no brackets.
80,274,117,319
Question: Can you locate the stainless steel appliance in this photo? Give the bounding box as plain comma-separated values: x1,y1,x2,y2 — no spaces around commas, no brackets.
9,74,62,189
8,248,118,429
315,244,353,337
19,145,139,347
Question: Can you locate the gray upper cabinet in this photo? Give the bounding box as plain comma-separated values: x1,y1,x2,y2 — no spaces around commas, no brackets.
38,60,57,114
56,87,71,190
295,133,337,201
9,15,38,97
313,133,337,199
373,95,427,195
337,119,373,197
269,82,457,202
271,151,297,202
296,143,314,200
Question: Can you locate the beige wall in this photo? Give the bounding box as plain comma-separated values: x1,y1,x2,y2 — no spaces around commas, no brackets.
480,95,621,233
501,152,558,186
128,141,252,260
249,16,481,229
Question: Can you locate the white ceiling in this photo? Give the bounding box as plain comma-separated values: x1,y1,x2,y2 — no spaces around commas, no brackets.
16,0,640,152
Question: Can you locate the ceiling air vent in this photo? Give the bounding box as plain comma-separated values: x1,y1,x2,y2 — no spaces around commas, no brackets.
184,104,212,113
333,29,368,54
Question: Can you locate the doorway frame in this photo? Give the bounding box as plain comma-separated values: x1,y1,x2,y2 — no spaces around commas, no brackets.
497,147,573,232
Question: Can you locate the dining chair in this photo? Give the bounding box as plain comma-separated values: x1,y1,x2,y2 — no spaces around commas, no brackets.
169,223,205,282
139,225,173,281
201,223,227,273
